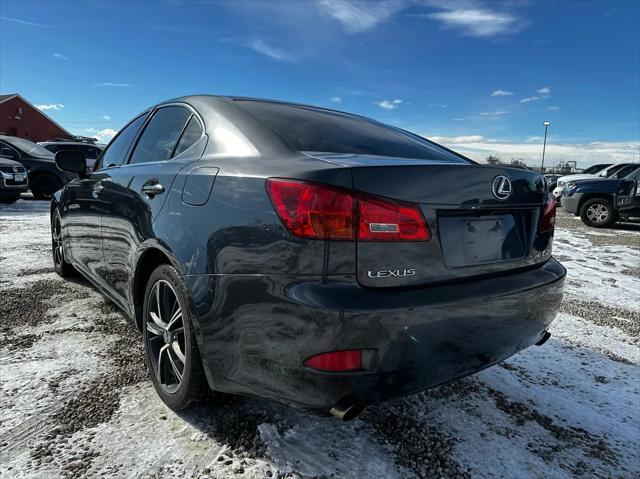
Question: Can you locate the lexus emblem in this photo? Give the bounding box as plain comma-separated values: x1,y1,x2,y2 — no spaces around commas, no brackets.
492,175,512,200
13,167,18,173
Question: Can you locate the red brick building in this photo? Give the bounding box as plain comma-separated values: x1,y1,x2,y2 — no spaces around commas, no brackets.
0,93,72,142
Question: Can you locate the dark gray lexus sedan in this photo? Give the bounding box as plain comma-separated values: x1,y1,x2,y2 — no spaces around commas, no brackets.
51,96,565,420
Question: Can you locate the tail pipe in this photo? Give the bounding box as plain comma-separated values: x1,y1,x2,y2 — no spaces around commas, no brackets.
329,395,366,421
535,331,551,346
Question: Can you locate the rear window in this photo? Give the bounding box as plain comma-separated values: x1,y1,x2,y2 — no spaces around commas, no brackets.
235,100,469,163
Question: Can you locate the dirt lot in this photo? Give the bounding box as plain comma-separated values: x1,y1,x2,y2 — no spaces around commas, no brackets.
1,200,639,478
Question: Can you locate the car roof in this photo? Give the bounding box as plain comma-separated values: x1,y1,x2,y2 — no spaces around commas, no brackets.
39,141,105,147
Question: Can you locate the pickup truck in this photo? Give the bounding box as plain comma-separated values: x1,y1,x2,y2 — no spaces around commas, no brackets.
561,165,640,227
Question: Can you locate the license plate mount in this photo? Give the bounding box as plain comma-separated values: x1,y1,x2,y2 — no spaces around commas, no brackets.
438,214,526,268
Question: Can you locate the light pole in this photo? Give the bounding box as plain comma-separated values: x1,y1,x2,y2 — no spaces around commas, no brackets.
540,120,551,173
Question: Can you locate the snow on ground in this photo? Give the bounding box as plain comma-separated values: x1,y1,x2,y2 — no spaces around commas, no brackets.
1,199,639,478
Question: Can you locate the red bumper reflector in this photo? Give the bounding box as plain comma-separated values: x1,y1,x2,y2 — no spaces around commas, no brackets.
304,350,363,372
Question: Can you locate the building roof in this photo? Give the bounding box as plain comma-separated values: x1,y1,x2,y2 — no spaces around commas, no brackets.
0,93,71,136
0,93,18,104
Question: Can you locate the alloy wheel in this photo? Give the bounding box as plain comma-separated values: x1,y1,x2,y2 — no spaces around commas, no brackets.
586,203,609,224
146,279,186,394
52,214,64,267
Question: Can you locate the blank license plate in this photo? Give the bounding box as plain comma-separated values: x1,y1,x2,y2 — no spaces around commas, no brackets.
438,215,526,268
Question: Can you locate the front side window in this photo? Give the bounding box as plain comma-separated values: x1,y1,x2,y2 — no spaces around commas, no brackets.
97,113,149,170
235,100,470,163
128,106,191,165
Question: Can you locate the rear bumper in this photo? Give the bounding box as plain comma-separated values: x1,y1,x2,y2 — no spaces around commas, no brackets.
187,259,566,410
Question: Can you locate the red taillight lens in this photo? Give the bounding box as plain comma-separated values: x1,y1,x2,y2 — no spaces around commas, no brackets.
266,179,355,240
539,197,556,232
304,350,362,372
266,178,430,241
358,194,431,241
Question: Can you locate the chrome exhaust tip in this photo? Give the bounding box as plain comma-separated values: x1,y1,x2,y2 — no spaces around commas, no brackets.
329,395,366,421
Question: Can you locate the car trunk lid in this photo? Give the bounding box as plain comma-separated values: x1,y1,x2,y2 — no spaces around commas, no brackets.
305,154,551,288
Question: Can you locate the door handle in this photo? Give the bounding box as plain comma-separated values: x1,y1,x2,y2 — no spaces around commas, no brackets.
141,183,165,197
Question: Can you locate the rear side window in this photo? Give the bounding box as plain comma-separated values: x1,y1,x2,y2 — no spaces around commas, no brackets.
98,113,148,169
129,106,191,165
235,100,469,163
174,116,203,156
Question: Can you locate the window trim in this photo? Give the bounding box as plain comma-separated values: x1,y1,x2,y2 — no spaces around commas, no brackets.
93,110,151,172
124,102,205,167
172,114,205,158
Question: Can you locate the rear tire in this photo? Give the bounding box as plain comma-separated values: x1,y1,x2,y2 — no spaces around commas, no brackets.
143,264,206,411
32,174,62,200
580,198,617,228
51,209,75,277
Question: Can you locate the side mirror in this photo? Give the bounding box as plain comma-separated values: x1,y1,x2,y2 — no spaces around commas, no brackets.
0,147,18,159
55,150,87,177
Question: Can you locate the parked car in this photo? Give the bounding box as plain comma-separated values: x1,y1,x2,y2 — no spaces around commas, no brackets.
0,156,28,203
39,140,105,173
0,135,74,199
561,165,640,227
51,96,565,419
544,174,562,192
553,163,631,200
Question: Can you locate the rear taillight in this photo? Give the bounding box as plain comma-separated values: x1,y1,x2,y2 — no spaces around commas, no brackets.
539,197,556,232
266,178,430,241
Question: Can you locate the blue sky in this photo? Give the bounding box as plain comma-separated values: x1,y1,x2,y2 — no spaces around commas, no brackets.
1,0,639,166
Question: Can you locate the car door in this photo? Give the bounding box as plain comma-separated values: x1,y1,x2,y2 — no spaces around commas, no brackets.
62,113,149,285
100,104,204,301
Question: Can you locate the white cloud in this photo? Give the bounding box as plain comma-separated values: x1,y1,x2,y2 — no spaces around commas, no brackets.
427,8,521,38
249,39,294,61
317,0,406,34
330,96,342,103
84,128,118,143
0,16,51,27
526,136,544,143
92,82,133,87
479,110,509,117
428,103,447,108
537,86,551,95
425,136,640,168
519,96,540,103
52,52,68,60
375,99,403,110
35,103,64,111
430,135,486,144
101,115,111,120
490,89,513,97
548,106,560,111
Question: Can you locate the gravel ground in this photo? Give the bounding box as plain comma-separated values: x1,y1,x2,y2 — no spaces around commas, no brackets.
1,200,639,478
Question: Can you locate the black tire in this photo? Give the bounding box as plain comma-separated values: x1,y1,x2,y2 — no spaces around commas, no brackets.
580,198,617,228
51,209,76,277
31,174,63,200
143,264,206,410
0,194,20,204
